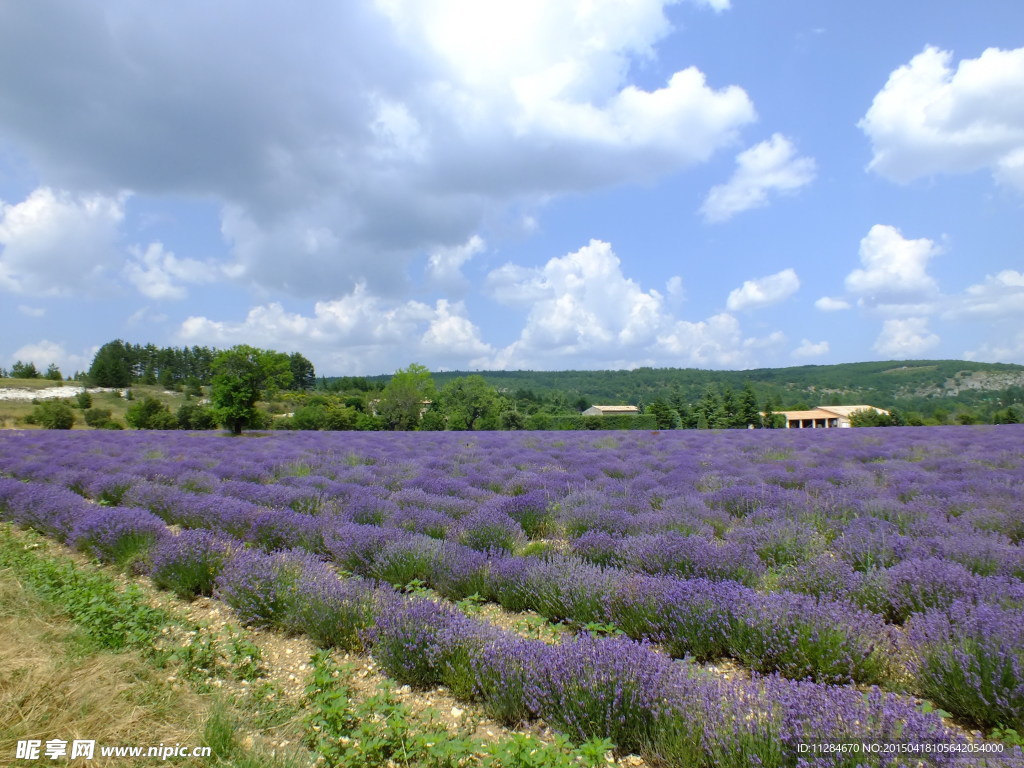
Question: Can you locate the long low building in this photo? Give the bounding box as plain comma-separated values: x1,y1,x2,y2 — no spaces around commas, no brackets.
776,405,888,429
582,405,640,416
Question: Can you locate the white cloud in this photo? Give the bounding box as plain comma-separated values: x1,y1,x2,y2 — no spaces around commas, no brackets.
0,2,755,299
872,317,940,358
814,296,851,311
700,134,816,222
0,187,125,296
666,275,684,299
726,268,800,311
844,224,939,306
178,287,492,374
123,242,221,300
965,331,1024,364
860,45,1024,191
953,269,1024,317
482,239,768,369
426,235,485,290
793,339,829,358
17,305,45,318
9,339,92,375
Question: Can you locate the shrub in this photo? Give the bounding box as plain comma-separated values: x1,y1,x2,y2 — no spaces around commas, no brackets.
371,599,488,689
608,574,747,661
248,509,324,553
459,508,524,553
730,591,894,685
149,529,234,599
176,402,217,430
31,400,75,429
289,568,388,652
323,522,403,575
215,548,319,629
471,636,549,724
84,407,119,429
834,517,909,571
879,557,982,623
70,506,168,567
907,602,1024,730
125,397,178,429
528,634,675,754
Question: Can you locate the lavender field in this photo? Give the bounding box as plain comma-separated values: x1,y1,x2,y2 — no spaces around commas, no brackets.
2,426,1023,766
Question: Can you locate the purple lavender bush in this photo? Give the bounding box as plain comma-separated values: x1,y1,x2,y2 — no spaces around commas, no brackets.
215,548,321,629
322,521,404,575
907,601,1024,730
608,574,747,662
470,636,549,725
70,506,168,567
730,591,895,685
248,509,325,553
528,634,676,754
458,508,524,553
149,528,234,599
289,567,391,652
834,517,910,571
371,598,492,690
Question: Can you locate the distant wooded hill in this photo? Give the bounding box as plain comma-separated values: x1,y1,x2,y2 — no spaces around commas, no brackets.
338,359,1024,418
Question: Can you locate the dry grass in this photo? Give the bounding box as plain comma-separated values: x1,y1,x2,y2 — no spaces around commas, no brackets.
0,576,209,766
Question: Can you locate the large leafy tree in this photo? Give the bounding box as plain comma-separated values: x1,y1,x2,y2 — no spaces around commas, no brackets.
377,363,435,431
433,375,505,431
210,345,292,435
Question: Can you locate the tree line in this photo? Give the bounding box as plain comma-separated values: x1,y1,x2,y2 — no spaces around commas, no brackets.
13,342,1024,432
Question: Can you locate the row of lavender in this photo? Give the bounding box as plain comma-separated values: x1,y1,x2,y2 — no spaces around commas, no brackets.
0,430,1022,731
0,484,1015,768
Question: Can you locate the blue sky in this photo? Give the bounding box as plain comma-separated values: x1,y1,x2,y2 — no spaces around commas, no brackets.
1,0,1022,376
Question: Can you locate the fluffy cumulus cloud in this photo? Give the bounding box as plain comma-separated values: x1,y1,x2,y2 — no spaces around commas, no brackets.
860,45,1024,191
9,339,93,375
844,224,940,307
0,1,755,298
123,242,221,300
426,235,486,291
792,339,829,358
700,134,816,222
725,268,800,311
178,286,493,374
482,239,772,369
0,187,125,295
872,317,940,358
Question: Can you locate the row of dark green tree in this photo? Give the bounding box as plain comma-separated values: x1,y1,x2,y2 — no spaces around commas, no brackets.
85,340,315,391
0,361,65,381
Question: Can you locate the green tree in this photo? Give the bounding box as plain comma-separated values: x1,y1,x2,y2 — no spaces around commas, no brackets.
377,363,435,431
434,375,505,430
210,345,293,435
737,383,761,428
500,409,526,430
125,397,178,430
88,340,133,387
75,391,93,409
288,352,316,391
646,399,680,430
31,400,75,429
44,363,63,381
11,360,40,379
